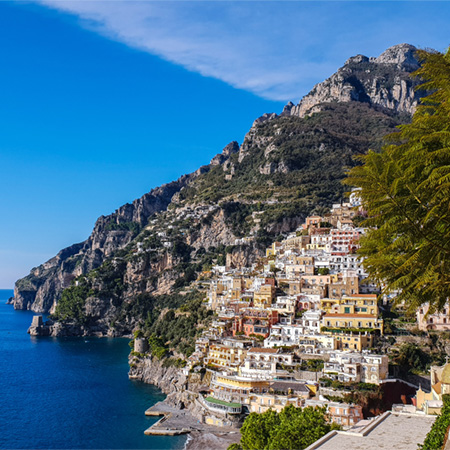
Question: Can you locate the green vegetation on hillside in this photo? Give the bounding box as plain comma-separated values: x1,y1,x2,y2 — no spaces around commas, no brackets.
140,293,213,357
180,103,405,235
104,221,141,236
53,280,94,323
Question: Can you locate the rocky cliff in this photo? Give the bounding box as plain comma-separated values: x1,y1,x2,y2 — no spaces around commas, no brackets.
13,176,200,313
13,44,425,336
129,354,211,421
290,43,421,118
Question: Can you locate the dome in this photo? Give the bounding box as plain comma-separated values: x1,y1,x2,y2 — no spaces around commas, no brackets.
441,363,450,384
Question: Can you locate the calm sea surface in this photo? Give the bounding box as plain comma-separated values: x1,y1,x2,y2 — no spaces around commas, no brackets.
0,289,186,450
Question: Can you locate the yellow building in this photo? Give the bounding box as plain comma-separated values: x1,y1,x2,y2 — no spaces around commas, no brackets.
334,332,374,351
284,235,310,250
211,374,269,404
322,313,383,334
228,288,241,301
246,380,314,413
266,242,283,257
206,344,247,369
243,277,254,290
320,298,340,313
213,374,269,392
248,393,304,413
416,362,450,414
322,297,382,349
253,284,276,308
289,280,302,296
340,294,379,316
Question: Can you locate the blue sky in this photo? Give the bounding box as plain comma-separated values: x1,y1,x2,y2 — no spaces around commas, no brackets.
1,1,449,287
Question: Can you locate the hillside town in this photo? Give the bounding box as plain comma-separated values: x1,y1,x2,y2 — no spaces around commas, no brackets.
134,194,450,441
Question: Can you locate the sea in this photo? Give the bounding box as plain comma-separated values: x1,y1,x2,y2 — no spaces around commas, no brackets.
0,289,187,450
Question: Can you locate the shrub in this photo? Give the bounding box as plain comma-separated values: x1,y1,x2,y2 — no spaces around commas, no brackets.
419,395,450,449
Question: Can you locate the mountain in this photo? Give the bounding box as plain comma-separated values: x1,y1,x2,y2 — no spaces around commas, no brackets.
289,43,421,118
12,44,425,336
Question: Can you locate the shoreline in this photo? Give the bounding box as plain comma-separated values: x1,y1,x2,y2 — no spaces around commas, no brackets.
143,400,241,450
184,430,241,450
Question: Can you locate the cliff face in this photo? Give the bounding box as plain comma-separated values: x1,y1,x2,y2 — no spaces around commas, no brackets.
13,178,193,313
13,44,424,332
290,44,421,118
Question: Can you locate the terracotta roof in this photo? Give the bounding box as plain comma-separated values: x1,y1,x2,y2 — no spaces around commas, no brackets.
433,381,442,395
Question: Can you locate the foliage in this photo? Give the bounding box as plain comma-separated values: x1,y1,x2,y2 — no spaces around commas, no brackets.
419,394,450,449
52,280,94,323
162,357,187,369
299,359,324,372
141,292,213,357
320,377,379,394
391,343,431,374
238,405,338,450
227,444,242,450
345,48,450,312
321,326,377,334
148,334,168,359
171,240,193,262
104,221,141,236
324,395,345,403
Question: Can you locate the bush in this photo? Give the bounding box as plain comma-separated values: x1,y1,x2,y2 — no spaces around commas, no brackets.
238,405,339,450
392,343,431,374
52,280,94,323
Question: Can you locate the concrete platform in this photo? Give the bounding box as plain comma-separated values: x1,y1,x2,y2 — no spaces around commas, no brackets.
306,411,436,450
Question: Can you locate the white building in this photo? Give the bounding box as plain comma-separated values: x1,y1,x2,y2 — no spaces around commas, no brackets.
323,351,388,384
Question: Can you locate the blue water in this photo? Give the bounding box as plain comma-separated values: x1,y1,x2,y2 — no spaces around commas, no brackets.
0,289,186,450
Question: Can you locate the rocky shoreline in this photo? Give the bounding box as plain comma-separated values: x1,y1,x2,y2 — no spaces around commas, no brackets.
128,354,241,450
27,315,132,338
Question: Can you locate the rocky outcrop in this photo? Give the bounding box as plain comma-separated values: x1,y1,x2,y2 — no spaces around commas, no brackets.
188,209,237,250
27,312,129,337
210,141,239,166
290,44,422,118
28,315,51,336
129,355,209,419
226,245,262,269
129,355,188,395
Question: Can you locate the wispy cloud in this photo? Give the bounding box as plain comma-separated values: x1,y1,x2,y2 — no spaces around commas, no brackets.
33,1,450,102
